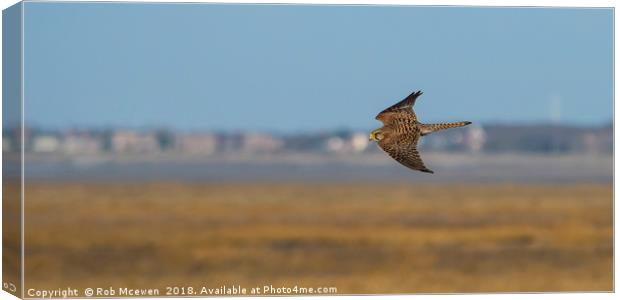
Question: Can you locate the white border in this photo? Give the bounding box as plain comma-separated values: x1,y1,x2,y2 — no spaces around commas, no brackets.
0,1,616,300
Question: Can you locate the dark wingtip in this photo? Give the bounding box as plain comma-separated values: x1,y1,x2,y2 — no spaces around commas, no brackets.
421,168,434,174
405,90,423,99
402,90,423,106
464,121,472,125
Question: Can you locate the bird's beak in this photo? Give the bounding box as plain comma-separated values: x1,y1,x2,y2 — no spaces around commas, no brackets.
368,133,374,141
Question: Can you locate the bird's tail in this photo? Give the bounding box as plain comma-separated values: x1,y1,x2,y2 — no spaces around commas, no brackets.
420,121,472,135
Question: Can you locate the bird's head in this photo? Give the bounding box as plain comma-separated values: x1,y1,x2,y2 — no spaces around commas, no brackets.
369,129,385,142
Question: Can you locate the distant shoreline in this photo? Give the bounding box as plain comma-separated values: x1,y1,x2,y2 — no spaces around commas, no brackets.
14,152,612,184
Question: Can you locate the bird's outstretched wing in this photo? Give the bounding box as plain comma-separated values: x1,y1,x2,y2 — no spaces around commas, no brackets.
378,133,433,173
375,91,423,125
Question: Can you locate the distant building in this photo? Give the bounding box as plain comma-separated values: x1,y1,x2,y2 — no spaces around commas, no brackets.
63,133,103,154
281,132,330,152
463,125,486,153
581,130,613,154
32,135,61,153
242,133,283,153
350,132,369,152
325,132,369,153
111,131,159,153
176,133,217,155
325,136,345,152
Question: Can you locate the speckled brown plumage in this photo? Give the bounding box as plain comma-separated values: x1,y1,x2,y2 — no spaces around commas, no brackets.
371,91,471,174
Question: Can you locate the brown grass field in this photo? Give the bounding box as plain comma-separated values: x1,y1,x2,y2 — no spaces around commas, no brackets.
21,182,612,294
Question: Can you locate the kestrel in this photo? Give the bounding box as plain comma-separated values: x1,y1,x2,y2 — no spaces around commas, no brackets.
370,91,471,173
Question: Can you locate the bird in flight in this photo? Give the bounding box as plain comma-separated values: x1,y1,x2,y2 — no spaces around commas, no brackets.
369,91,471,174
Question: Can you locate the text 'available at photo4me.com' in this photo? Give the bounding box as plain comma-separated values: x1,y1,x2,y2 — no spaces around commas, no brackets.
25,285,339,298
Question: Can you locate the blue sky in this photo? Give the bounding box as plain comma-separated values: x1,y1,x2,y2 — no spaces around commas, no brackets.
23,3,613,131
